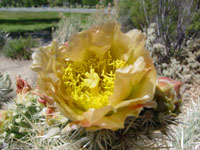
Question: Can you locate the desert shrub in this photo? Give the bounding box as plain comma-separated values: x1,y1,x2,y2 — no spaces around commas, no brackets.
53,13,88,45
119,0,198,55
53,4,118,45
118,0,156,31
2,36,38,60
153,0,197,54
118,0,134,32
130,0,156,30
146,24,200,85
187,11,200,38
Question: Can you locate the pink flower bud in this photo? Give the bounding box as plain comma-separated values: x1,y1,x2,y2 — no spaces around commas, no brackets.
158,77,182,95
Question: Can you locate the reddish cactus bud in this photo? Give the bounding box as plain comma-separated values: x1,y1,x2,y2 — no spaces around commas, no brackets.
38,98,46,106
64,42,68,47
158,77,182,95
46,107,54,116
16,76,32,94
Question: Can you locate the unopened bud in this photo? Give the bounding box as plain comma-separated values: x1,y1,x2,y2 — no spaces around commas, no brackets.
2,132,7,138
36,107,41,111
25,102,32,107
19,127,25,133
8,124,13,129
12,112,18,116
22,110,27,114
10,133,15,138
15,118,21,124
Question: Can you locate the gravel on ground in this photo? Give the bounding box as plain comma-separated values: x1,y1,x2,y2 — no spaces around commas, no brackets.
0,52,37,97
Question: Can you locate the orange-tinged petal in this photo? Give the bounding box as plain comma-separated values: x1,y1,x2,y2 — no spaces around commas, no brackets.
82,106,112,125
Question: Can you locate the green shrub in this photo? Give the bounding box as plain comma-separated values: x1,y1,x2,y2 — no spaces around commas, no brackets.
82,0,98,7
2,36,38,60
48,0,64,7
0,31,8,50
119,0,198,55
102,0,113,6
53,4,117,44
67,0,83,6
0,0,49,7
187,11,200,37
53,13,88,44
118,0,135,32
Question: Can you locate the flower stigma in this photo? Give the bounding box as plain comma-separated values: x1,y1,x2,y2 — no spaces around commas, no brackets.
63,52,126,111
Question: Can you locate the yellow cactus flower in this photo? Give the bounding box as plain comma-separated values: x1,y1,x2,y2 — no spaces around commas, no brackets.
32,22,157,131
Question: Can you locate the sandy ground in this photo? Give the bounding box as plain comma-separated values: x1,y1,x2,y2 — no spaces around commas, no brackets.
0,52,37,96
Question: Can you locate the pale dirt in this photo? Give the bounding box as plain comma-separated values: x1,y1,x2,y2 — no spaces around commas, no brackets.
0,52,37,97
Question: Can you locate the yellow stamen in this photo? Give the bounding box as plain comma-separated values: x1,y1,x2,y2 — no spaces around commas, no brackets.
84,69,100,89
63,52,126,111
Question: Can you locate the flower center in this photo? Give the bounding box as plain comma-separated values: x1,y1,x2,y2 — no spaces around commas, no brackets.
63,52,126,111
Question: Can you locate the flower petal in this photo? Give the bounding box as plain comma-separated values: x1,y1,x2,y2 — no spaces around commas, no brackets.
64,22,115,62
65,22,130,62
82,106,112,125
86,107,142,131
110,23,130,60
110,56,152,106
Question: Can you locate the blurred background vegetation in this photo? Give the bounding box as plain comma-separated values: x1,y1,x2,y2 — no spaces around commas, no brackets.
0,12,89,33
0,0,199,54
0,0,199,68
0,0,199,88
119,0,200,54
0,0,105,7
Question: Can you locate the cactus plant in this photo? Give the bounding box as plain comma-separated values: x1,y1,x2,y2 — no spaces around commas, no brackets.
0,17,185,149
0,77,68,149
60,77,182,150
0,90,43,143
31,21,183,150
